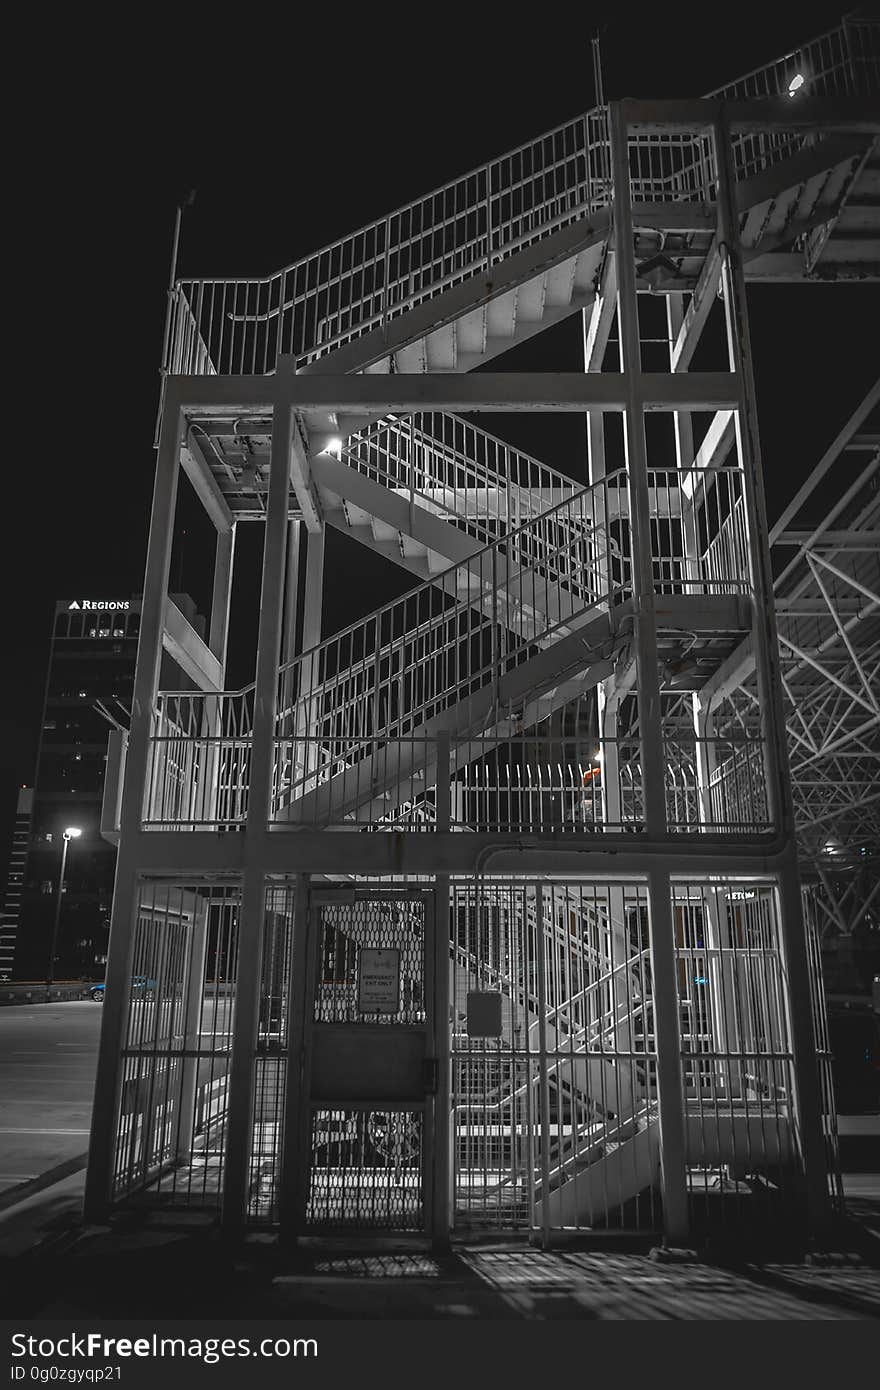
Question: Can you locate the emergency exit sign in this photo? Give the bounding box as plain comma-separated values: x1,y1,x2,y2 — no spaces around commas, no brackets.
358,948,401,1014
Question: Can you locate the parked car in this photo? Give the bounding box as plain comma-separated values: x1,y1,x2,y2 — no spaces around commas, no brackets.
88,975,157,1003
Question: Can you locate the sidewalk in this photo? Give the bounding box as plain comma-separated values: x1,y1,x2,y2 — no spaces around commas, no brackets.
1,1170,878,1321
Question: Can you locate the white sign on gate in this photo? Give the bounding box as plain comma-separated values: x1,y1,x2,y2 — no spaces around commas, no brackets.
357,948,401,1014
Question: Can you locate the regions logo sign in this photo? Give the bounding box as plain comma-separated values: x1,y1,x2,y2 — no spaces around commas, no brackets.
67,600,130,611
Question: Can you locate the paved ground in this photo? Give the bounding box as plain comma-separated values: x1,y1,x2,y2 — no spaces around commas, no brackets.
1,1002,878,1321
0,1002,101,1194
0,1174,878,1320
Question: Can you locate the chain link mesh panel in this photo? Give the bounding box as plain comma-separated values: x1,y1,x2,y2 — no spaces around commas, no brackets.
307,1108,424,1229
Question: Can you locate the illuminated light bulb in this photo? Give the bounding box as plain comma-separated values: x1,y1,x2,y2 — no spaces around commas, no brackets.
788,72,805,96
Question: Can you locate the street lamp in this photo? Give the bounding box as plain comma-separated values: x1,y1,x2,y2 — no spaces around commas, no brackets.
46,827,82,1000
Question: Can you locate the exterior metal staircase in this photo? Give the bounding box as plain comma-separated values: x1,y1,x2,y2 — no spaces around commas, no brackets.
167,72,878,396
120,15,875,1230
272,493,624,827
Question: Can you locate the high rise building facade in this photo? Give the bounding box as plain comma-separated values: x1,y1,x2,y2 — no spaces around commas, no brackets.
6,595,202,982
0,787,34,978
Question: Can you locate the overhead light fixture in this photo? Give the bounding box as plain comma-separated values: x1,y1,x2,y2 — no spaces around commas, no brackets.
63,826,82,840
788,72,805,96
325,437,343,459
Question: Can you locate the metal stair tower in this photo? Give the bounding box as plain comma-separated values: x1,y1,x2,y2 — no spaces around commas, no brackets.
84,14,879,1247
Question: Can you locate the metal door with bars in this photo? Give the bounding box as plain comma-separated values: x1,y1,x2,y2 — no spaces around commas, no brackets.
297,887,436,1232
449,880,660,1237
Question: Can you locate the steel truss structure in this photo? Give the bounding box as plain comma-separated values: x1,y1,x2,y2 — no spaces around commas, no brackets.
722,386,879,945
85,15,879,1247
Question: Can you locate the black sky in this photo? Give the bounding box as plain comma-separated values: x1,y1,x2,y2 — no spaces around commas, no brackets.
4,2,878,881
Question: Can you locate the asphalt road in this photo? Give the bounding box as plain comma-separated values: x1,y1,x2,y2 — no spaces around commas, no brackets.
0,1001,102,1193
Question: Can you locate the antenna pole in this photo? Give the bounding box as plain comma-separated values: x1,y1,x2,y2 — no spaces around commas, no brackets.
592,30,605,105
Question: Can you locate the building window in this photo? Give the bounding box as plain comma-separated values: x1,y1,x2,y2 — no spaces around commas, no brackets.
41,880,54,894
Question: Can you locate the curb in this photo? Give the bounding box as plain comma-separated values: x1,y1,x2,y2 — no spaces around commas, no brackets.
0,989,92,1006
0,1153,89,1216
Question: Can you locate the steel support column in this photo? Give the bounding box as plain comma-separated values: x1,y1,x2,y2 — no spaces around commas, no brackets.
84,400,184,1220
713,114,832,1235
279,873,312,1241
433,731,452,1249
283,519,302,667
175,897,209,1161
302,525,325,655
647,864,689,1243
667,295,700,587
221,403,292,1236
209,524,236,671
611,102,689,1243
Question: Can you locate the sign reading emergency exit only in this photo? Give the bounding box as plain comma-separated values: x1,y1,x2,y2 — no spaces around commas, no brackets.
358,948,401,1014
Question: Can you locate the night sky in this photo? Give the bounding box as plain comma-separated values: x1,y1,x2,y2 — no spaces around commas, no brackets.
3,3,877,884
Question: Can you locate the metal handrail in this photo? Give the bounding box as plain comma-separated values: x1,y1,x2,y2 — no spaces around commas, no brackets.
162,17,876,385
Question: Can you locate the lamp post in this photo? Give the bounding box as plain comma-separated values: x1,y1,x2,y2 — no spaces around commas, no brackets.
46,826,81,1001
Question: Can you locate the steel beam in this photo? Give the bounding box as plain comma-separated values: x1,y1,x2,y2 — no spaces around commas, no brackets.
770,379,880,545
290,419,322,533
180,430,234,533
621,97,880,134
169,372,740,414
209,525,236,672
162,596,223,693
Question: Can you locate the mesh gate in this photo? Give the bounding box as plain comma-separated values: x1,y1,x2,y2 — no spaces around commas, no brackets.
450,880,659,1235
305,892,430,1231
112,883,240,1208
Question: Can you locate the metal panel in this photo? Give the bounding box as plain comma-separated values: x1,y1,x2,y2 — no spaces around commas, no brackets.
111,883,240,1208
450,879,660,1236
246,884,295,1225
303,890,432,1232
310,1024,427,1102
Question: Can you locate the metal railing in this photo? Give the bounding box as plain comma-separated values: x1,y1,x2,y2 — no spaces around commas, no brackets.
144,690,253,830
272,483,624,820
670,883,800,1224
342,415,751,596
263,727,769,836
340,412,578,548
144,453,755,831
162,18,875,383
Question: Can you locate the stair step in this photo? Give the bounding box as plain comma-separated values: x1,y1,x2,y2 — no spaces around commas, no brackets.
457,306,486,357
544,259,577,307
515,277,545,323
485,289,518,338
400,536,428,558
425,323,456,370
